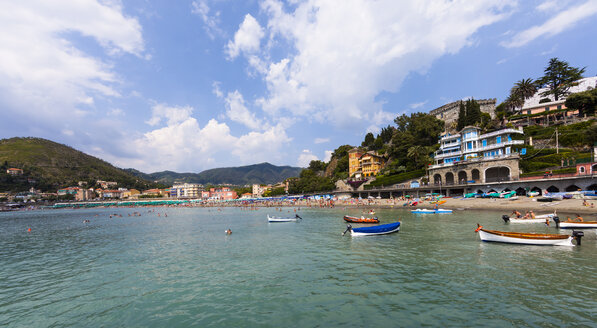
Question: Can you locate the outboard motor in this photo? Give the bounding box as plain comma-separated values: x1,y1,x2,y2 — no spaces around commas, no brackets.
552,216,560,228
502,215,510,223
342,224,352,236
572,230,584,246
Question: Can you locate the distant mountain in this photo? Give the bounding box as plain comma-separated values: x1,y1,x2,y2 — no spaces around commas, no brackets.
0,137,163,192
126,163,303,186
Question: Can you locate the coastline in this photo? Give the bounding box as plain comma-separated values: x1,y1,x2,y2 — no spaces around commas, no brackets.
332,197,597,217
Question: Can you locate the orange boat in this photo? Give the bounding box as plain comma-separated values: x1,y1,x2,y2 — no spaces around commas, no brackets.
343,215,380,223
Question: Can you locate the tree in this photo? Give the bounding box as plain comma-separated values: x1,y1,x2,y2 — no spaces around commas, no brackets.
370,137,384,151
464,99,481,126
361,132,375,148
390,113,444,170
565,88,597,116
379,125,395,143
308,160,326,173
536,58,585,101
456,101,466,131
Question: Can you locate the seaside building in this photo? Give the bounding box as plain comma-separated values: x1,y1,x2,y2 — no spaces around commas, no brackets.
57,187,80,196
98,189,122,199
96,180,117,189
430,99,496,130
170,183,202,198
76,188,95,201
512,76,597,127
207,187,237,200
348,148,386,179
429,126,524,184
252,184,270,197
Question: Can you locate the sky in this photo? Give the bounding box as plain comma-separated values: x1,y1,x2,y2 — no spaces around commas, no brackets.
1,0,596,173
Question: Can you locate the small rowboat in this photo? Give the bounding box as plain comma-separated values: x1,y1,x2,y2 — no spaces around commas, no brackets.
343,215,379,223
558,221,597,229
501,213,555,224
430,200,447,205
475,224,583,246
412,208,452,214
553,217,597,229
343,222,401,236
267,214,302,222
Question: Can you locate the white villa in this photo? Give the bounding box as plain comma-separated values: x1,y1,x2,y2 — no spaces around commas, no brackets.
429,126,525,184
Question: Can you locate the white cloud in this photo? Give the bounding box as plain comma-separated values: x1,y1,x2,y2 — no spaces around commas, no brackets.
502,1,597,48
212,81,224,98
191,0,225,39
314,138,330,144
246,0,514,129
536,0,560,12
146,103,194,126
297,149,318,167
226,14,264,59
224,90,265,130
108,108,124,117
0,0,144,130
125,103,291,172
323,150,333,162
409,101,428,109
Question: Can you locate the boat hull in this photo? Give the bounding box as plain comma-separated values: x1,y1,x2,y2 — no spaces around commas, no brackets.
558,221,597,229
343,215,379,223
479,229,573,246
507,214,555,224
412,208,452,214
267,215,299,222
351,222,401,236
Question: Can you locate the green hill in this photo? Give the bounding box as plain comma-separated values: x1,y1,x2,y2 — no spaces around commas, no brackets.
126,163,302,186
0,137,162,192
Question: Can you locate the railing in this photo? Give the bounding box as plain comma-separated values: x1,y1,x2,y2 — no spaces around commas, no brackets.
480,128,523,139
429,153,520,169
434,151,462,160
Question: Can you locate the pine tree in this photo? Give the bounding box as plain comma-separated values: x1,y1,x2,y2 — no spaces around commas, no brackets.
456,101,466,131
536,58,585,101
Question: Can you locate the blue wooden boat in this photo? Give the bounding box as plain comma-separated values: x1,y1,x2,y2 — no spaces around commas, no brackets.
343,222,401,236
411,208,452,214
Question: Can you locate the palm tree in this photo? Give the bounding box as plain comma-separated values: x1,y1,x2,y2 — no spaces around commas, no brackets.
514,78,537,100
507,78,536,111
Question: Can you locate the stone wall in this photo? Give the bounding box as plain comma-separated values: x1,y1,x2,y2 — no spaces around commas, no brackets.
430,98,496,130
427,156,520,185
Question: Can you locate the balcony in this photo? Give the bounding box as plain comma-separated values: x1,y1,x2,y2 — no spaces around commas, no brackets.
476,140,524,152
428,153,520,169
480,128,523,139
434,150,462,160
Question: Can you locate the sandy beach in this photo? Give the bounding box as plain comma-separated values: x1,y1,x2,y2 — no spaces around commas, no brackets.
331,197,597,217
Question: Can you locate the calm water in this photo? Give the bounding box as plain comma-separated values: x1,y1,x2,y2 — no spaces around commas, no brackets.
1,206,596,327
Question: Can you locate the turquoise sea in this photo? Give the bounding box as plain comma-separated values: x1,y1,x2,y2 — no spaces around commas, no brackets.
1,206,596,327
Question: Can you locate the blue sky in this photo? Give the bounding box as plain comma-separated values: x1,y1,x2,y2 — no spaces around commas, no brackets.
1,0,596,173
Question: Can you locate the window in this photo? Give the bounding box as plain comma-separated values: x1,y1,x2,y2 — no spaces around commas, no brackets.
557,105,562,110
508,135,512,142
545,106,550,111
506,147,511,154
527,110,531,115
467,142,472,150
579,166,585,173
496,136,501,144
482,140,487,147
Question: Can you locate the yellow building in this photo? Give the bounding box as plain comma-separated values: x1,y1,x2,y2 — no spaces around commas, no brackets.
348,148,385,179
348,148,364,178
360,151,385,178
